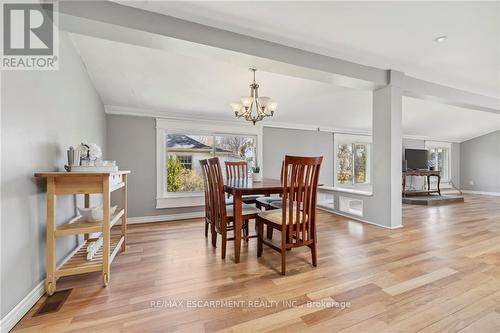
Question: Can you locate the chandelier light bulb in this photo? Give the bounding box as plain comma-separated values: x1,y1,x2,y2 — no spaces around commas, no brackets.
267,102,277,116
230,103,243,116
257,96,270,109
240,96,253,108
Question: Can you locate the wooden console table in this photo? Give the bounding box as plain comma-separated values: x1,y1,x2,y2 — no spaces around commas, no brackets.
34,171,130,295
402,170,441,197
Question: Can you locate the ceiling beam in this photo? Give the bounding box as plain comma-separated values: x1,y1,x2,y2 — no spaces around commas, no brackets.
59,1,387,91
403,76,500,114
59,1,500,114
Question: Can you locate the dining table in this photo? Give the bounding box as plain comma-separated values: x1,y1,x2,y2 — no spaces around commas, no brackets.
224,178,283,263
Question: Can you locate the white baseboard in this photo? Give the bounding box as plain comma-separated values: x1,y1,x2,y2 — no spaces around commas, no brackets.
317,207,403,230
461,190,500,197
127,211,204,224
0,281,45,333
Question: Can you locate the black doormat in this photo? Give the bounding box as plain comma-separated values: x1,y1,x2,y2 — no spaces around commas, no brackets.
33,289,72,316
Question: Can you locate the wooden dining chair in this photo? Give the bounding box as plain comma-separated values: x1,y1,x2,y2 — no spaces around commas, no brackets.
256,160,284,240
200,159,216,247
208,157,261,259
224,160,263,204
256,155,323,275
256,160,285,210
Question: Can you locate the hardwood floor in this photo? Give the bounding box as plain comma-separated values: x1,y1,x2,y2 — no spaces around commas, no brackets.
12,194,500,332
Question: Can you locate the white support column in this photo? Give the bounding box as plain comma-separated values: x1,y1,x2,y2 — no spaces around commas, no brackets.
372,71,403,228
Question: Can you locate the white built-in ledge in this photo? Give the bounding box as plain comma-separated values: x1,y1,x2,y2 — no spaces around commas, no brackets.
318,186,373,197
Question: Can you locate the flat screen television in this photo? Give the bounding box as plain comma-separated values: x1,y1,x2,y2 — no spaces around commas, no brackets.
405,149,428,170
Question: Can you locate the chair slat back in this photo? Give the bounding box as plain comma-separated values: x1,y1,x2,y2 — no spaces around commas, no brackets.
281,155,323,246
208,157,227,233
199,159,212,222
225,160,248,179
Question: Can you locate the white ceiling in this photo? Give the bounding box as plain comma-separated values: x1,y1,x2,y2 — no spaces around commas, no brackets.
119,1,500,99
70,33,500,142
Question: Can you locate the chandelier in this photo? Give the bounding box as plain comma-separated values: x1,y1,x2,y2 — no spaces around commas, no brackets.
230,68,277,125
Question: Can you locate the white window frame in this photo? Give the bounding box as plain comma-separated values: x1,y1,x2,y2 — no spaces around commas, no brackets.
425,141,452,183
334,134,372,189
156,118,263,209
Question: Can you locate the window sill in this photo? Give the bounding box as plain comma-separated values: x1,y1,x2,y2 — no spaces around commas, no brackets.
318,186,373,197
156,194,204,209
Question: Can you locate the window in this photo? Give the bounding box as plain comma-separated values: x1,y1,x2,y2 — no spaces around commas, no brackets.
215,134,256,177
337,144,353,184
426,141,451,182
166,134,211,193
177,155,193,169
336,142,371,186
165,133,256,193
156,118,263,209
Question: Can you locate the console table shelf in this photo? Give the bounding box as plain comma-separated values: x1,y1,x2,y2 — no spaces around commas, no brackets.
54,208,124,236
34,171,130,295
57,229,123,278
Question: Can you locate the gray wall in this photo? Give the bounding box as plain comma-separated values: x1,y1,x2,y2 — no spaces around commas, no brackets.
262,127,334,186
451,143,461,188
106,116,465,222
460,130,500,192
105,117,335,217
1,33,106,318
106,114,204,217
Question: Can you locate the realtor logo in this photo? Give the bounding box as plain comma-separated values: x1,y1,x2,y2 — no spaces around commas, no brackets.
1,2,58,69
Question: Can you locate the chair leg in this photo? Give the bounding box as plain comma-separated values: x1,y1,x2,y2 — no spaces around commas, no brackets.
211,222,217,247
205,219,209,237
242,221,248,242
221,235,227,259
257,219,263,257
212,231,217,248
311,241,317,267
266,226,273,240
281,250,286,275
245,222,250,242
281,229,287,275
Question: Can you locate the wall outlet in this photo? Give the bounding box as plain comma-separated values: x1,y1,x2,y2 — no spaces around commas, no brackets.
469,180,474,186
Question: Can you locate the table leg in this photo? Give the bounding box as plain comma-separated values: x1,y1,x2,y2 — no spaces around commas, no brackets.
233,191,242,264
402,175,406,197
102,176,110,286
437,175,441,196
427,175,431,195
46,177,56,295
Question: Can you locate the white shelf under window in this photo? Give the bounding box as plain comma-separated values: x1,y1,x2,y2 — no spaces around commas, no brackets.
339,196,364,217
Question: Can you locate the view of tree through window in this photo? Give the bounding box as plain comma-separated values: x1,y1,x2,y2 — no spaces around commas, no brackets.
354,144,368,183
166,134,256,193
336,142,370,186
215,135,256,176
337,144,353,184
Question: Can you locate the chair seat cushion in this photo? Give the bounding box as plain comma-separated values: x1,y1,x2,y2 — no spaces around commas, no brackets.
227,203,260,217
269,200,283,209
256,196,282,205
258,207,305,225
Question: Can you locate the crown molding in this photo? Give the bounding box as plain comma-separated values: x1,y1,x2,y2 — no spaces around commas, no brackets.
105,105,485,143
